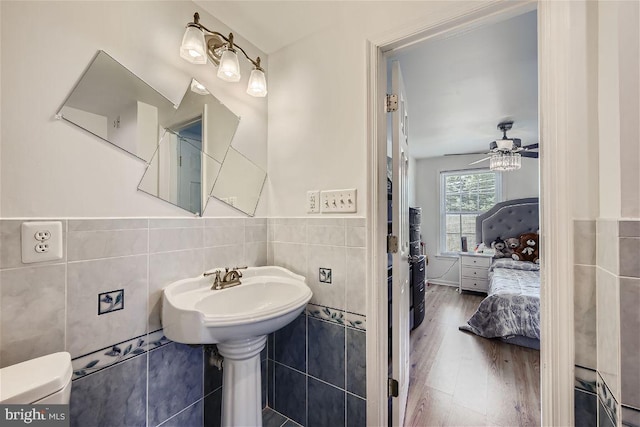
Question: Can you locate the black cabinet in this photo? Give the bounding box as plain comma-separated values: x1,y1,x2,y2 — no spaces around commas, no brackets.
409,255,426,330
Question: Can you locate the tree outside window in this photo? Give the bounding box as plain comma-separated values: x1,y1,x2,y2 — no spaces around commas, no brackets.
440,170,502,254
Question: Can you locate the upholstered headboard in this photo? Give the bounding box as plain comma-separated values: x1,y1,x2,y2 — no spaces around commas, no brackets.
476,197,539,245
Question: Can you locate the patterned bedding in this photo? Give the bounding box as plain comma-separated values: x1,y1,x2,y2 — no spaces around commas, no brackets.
460,259,541,340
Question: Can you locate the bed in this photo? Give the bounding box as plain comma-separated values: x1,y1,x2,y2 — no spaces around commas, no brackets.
459,197,541,350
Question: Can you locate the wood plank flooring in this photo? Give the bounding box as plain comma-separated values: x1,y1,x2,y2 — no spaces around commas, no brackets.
405,285,541,427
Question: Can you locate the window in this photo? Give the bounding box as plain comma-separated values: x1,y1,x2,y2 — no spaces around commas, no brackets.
440,169,502,255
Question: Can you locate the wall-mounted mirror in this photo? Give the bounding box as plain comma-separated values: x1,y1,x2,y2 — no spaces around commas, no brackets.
211,148,266,215
57,51,176,162
58,50,266,216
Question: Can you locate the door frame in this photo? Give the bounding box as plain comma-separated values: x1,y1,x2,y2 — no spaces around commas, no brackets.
365,1,575,426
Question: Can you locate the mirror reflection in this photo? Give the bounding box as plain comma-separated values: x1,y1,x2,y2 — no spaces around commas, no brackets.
139,122,222,215
59,50,266,216
211,148,266,215
57,51,175,162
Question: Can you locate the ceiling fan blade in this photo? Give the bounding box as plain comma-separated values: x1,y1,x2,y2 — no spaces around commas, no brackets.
444,151,488,156
468,157,491,165
522,143,539,150
520,151,539,158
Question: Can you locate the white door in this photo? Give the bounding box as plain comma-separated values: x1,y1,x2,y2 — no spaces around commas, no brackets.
177,137,202,214
390,60,411,427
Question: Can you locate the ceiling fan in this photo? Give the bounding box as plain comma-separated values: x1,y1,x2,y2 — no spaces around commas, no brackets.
445,121,538,170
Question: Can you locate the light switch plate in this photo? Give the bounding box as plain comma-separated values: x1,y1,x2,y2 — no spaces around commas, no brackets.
320,189,357,213
307,190,320,213
21,221,63,264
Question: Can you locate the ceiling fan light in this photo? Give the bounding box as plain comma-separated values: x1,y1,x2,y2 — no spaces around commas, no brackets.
496,139,514,150
490,152,521,171
180,25,207,64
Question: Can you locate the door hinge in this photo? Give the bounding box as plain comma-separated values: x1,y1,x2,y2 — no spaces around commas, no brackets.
386,94,398,112
388,378,399,397
387,235,398,253
179,155,182,167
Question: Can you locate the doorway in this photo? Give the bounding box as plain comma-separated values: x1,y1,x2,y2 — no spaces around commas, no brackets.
388,9,540,426
366,2,576,426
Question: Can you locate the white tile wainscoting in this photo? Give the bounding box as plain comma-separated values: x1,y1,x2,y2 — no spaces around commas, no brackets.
573,219,640,427
0,216,367,427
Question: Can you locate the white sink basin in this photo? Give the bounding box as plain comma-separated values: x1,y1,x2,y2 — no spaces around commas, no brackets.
162,266,312,344
162,266,311,426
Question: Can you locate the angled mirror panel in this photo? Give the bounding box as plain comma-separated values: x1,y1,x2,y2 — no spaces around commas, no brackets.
58,51,176,162
167,81,240,163
138,121,219,215
210,148,266,216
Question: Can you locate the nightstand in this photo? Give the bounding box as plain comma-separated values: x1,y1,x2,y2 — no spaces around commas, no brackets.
458,252,493,294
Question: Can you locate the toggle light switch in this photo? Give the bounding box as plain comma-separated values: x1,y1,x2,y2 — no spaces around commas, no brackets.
320,189,357,213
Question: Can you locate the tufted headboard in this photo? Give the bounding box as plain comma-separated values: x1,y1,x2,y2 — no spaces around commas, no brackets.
476,197,539,245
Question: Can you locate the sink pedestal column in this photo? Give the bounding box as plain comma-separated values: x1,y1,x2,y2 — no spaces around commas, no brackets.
216,335,267,427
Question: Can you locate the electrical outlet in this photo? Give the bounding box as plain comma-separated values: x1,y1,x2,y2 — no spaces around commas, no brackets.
35,243,50,253
307,190,320,213
320,189,357,213
21,221,63,264
35,230,51,241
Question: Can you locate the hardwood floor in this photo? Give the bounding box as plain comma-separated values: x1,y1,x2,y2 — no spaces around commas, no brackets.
405,285,541,427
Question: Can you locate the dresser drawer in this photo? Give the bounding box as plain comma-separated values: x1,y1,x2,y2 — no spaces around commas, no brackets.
461,266,489,280
460,277,489,292
460,255,492,268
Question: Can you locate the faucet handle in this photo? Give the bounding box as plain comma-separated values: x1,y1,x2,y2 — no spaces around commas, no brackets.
204,269,222,277
232,266,248,277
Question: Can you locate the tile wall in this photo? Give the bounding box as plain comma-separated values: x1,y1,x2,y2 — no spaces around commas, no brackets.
573,219,640,427
267,218,367,427
0,217,266,427
0,216,367,426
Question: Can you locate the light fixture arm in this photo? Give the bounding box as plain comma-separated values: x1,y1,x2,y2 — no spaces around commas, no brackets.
188,13,262,69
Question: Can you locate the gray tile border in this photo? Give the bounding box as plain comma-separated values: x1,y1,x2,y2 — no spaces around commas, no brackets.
72,330,170,380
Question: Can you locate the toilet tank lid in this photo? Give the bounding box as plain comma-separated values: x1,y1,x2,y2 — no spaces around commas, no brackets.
0,352,72,404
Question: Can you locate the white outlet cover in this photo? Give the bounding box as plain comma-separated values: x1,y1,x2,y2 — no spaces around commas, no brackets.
21,221,63,264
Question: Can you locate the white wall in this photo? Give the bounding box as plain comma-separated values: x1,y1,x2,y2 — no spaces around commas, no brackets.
267,1,493,217
415,154,539,285
0,1,267,218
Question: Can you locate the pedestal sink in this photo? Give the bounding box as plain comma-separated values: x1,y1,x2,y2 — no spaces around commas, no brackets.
161,266,312,427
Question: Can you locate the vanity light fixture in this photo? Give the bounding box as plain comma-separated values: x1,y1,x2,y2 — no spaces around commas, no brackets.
180,12,267,97
190,78,210,95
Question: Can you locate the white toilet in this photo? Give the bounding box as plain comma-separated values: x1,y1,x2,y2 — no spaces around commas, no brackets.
0,352,72,404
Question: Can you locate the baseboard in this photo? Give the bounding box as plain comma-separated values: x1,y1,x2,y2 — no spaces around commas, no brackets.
426,279,458,287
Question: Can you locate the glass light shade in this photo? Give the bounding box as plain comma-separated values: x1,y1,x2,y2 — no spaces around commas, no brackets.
490,152,521,171
246,69,267,97
217,49,241,82
180,26,207,64
190,79,209,95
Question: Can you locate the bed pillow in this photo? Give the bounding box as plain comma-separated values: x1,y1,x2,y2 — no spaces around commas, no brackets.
490,258,541,272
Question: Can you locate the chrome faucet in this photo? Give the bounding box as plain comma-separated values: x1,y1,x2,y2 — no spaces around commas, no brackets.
204,266,248,290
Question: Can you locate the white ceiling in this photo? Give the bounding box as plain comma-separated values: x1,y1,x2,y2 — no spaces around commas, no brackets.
195,1,339,54
195,3,538,159
390,10,538,158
